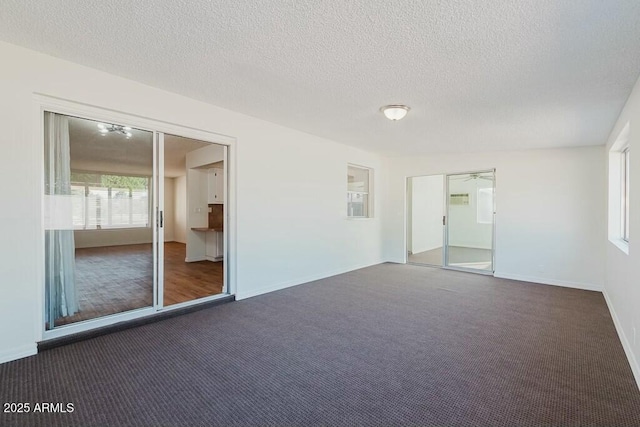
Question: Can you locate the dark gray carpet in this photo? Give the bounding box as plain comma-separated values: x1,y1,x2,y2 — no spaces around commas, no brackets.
1,263,639,426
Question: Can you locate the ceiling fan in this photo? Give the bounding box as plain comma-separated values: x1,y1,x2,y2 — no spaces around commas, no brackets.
449,173,493,181
463,173,493,181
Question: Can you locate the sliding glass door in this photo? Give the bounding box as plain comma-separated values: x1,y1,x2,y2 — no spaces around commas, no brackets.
43,111,228,333
44,112,155,329
444,171,495,273
407,175,445,266
159,133,227,307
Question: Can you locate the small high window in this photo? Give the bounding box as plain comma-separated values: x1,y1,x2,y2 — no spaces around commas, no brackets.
347,164,372,218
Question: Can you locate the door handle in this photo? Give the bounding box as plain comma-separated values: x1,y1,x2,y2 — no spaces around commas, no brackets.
160,211,164,228
443,216,446,226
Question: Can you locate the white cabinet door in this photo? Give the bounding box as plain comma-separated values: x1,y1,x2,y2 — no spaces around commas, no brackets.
216,231,224,259
205,231,216,257
207,168,224,204
207,169,216,204
213,168,224,204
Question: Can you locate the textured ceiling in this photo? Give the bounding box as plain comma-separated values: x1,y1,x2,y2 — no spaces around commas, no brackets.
3,1,640,155
68,116,210,177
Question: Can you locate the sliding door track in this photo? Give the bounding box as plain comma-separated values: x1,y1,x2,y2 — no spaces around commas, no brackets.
38,295,235,351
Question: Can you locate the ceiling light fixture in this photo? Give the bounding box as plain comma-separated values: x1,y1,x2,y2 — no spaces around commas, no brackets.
97,123,133,139
380,104,410,121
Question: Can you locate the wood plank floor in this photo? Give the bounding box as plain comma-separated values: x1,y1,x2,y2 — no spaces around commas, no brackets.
54,242,223,327
163,242,224,306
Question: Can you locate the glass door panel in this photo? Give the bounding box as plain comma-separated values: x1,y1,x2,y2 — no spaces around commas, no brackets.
161,133,227,307
407,175,445,266
44,112,155,329
445,171,495,273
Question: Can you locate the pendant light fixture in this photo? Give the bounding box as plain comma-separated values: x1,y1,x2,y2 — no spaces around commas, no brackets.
97,123,133,139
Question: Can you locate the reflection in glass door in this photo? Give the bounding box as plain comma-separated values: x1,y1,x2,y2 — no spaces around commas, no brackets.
444,171,495,273
407,174,445,266
44,112,155,329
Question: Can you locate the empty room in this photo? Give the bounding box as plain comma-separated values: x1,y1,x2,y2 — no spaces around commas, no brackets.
0,1,639,426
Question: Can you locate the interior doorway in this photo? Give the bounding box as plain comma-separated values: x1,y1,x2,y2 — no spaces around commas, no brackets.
406,170,495,274
43,110,229,335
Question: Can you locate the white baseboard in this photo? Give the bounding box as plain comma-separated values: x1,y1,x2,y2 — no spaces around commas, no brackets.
236,260,384,300
0,344,37,364
603,291,640,391
411,245,442,254
448,244,492,250
493,272,603,292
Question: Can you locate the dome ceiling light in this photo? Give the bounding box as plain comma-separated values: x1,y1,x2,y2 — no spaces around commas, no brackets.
380,104,410,121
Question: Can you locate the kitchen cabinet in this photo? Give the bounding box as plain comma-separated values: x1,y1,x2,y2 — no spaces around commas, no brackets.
207,168,224,204
205,230,224,261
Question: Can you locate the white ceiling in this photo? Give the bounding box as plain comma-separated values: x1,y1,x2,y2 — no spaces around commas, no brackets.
68,115,211,177
4,1,640,155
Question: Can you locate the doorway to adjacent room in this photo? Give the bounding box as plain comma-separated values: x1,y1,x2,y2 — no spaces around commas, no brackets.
406,170,495,274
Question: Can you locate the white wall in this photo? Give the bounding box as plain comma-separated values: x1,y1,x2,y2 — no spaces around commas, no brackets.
447,177,493,249
384,146,606,290
409,175,444,253
164,177,175,242
603,74,640,387
0,41,385,363
74,228,153,249
185,168,209,261
174,175,187,244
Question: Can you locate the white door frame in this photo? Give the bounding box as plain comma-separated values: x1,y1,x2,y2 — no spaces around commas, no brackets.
155,131,165,308
404,169,496,276
35,94,237,341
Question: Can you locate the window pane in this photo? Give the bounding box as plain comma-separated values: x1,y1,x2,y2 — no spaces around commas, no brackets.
477,188,494,224
131,188,149,227
348,166,369,193
87,186,108,228
347,164,371,218
70,185,86,229
71,174,149,229
348,192,368,217
623,149,630,241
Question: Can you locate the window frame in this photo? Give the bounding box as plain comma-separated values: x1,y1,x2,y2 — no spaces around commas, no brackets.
608,122,630,254
621,147,630,242
347,164,373,219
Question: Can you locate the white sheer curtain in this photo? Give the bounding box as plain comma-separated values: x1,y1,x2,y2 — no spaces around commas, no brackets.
44,112,78,326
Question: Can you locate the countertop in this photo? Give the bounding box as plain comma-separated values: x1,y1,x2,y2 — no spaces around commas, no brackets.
191,227,224,232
